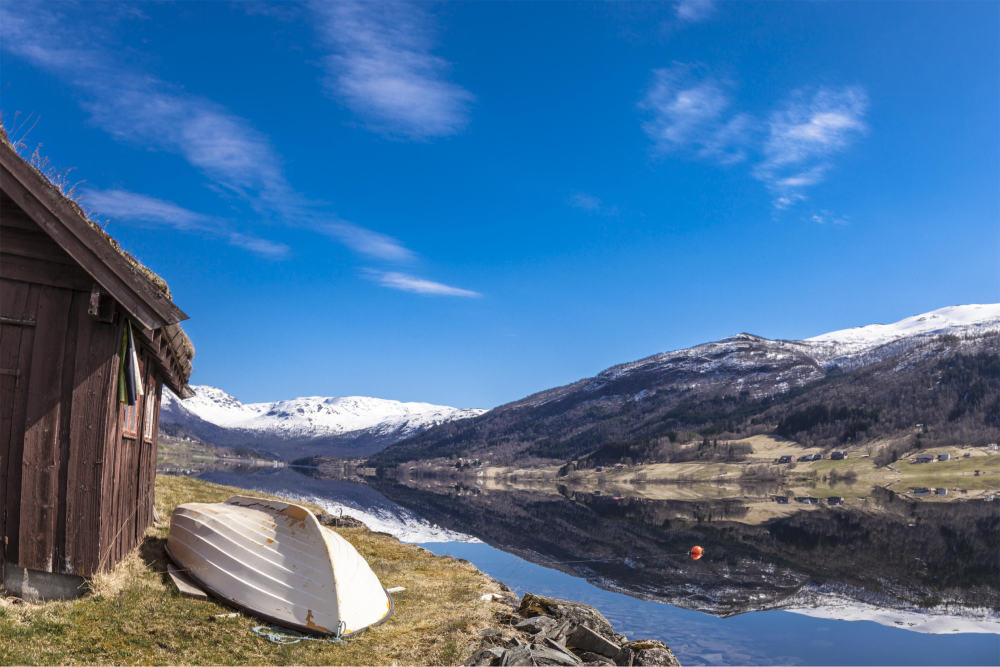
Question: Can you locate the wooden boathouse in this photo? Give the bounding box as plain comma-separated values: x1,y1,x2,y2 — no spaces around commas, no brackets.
0,131,194,597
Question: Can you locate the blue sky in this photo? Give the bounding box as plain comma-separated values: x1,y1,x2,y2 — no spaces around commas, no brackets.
2,1,997,408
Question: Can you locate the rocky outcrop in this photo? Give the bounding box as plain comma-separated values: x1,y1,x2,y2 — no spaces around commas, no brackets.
465,593,680,667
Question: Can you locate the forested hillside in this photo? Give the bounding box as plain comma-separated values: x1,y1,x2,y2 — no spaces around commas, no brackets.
371,331,1000,468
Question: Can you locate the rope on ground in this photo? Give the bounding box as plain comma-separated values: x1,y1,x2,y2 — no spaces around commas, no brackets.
252,621,346,645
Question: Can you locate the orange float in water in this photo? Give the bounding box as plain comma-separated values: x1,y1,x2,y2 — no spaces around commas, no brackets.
690,546,704,560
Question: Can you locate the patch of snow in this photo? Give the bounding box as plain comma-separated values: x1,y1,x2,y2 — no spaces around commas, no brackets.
807,304,1000,345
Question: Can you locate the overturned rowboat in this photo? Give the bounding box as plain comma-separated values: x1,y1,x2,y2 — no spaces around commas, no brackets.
166,496,393,636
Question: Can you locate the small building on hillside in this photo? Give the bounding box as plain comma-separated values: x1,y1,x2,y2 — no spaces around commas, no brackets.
937,452,951,461
915,454,935,464
0,131,194,599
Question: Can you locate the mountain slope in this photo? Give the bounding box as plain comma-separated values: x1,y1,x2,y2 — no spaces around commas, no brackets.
371,304,1000,466
160,386,485,459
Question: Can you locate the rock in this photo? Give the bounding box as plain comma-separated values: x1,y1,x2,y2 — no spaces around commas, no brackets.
317,513,366,529
613,634,628,644
538,620,575,645
622,640,667,652
543,637,582,662
516,616,559,634
566,625,621,661
465,646,505,666
615,647,634,667
501,646,535,666
479,628,504,641
530,646,584,666
631,648,680,666
576,653,616,666
519,593,616,640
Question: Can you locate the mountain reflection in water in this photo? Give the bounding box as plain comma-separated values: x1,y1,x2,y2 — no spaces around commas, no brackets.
362,474,999,623
158,458,1000,665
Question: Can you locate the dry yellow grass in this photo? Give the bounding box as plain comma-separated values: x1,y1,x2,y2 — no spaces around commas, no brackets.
0,475,507,666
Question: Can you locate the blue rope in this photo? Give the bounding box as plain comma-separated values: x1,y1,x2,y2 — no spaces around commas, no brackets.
252,621,346,645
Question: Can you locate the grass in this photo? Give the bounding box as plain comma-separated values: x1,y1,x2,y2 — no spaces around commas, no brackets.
0,475,506,666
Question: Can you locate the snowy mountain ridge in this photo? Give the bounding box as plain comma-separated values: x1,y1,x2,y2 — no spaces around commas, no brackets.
160,387,485,458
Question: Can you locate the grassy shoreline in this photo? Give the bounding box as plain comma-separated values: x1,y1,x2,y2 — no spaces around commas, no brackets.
0,475,509,666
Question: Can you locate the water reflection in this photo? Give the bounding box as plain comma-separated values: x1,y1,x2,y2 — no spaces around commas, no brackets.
363,473,1000,623
156,457,1000,665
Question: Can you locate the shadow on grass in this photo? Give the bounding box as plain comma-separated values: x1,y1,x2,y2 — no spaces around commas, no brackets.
138,532,172,586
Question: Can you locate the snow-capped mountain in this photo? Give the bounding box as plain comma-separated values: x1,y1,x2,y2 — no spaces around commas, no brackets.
803,303,1000,368
374,303,1000,465
160,386,484,459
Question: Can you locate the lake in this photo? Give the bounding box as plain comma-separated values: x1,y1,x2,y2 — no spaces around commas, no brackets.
157,459,1000,666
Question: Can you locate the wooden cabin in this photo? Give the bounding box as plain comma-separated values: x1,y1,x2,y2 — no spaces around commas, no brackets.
0,132,194,598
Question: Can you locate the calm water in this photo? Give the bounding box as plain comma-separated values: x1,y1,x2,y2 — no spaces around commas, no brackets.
159,461,1000,666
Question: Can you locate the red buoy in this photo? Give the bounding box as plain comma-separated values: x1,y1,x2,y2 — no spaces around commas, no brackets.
690,546,704,560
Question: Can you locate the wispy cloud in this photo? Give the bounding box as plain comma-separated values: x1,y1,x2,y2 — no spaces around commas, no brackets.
639,64,868,208
309,0,474,139
675,0,716,22
0,3,454,280
368,271,481,297
753,87,868,207
810,210,849,225
317,221,415,262
639,65,752,165
82,188,290,258
567,192,620,217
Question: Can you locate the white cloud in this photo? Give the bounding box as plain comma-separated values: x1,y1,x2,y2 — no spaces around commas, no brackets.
639,63,868,209
369,271,481,297
317,221,415,262
1,3,424,267
810,210,849,225
82,188,290,258
310,0,474,139
675,0,716,22
753,87,868,205
639,65,752,164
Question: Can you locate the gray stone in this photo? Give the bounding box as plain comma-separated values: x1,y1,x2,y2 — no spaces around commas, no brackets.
567,625,621,661
542,638,583,664
615,647,634,667
520,593,616,641
501,646,535,666
465,647,505,666
530,646,584,666
479,628,505,640
631,648,680,666
2,563,85,602
577,653,616,667
516,616,558,634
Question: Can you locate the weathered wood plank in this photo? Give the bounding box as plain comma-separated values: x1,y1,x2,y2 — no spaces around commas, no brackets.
0,226,78,266
3,284,40,566
167,563,208,601
65,303,118,575
0,201,44,231
0,252,94,292
19,285,72,572
53,292,82,573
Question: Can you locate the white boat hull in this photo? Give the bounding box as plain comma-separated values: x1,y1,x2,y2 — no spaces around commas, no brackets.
167,496,392,636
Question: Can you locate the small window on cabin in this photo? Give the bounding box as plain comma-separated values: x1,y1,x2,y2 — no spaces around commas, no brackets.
143,373,156,442
122,402,139,438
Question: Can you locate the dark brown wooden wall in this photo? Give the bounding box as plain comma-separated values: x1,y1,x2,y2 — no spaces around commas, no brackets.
1,208,162,578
